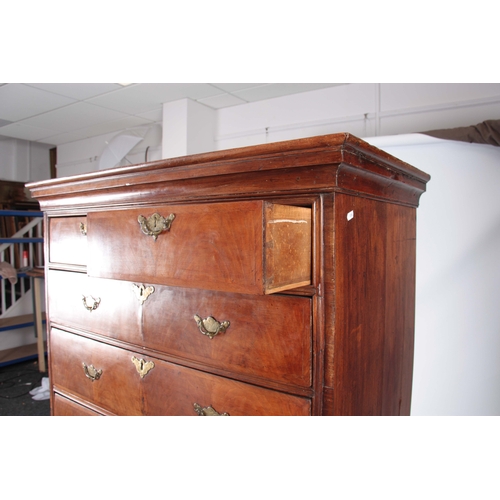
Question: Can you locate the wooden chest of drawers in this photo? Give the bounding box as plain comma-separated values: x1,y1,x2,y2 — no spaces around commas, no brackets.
28,133,430,416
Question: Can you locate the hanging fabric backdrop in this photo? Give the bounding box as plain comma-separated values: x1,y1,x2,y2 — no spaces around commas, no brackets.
423,119,500,147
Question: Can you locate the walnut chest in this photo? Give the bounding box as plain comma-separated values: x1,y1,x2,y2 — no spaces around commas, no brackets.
27,133,430,416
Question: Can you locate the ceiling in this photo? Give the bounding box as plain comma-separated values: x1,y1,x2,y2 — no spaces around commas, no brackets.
0,83,345,146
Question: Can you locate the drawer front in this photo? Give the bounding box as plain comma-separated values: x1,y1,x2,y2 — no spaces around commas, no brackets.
47,270,312,387
143,285,312,387
47,270,142,342
50,328,311,416
86,201,311,295
53,393,102,416
48,216,88,266
51,328,145,415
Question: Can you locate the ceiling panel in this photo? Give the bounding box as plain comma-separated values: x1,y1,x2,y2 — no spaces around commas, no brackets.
198,93,247,109
20,102,128,133
88,83,222,115
0,83,76,121
211,83,267,92
0,122,56,142
135,107,164,123
24,82,122,100
233,83,346,102
0,82,346,146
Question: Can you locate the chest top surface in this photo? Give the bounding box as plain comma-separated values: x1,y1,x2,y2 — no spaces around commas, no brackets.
27,133,430,212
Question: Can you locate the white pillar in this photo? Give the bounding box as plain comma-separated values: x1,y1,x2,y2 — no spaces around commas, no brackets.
162,98,216,159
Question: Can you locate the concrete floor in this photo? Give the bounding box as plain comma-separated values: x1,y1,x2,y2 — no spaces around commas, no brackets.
0,358,50,416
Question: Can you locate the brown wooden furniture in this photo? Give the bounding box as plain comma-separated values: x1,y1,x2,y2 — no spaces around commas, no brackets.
27,133,430,416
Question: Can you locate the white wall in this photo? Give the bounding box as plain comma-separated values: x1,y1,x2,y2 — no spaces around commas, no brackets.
0,137,51,182
367,134,500,416
216,83,378,148
215,83,500,150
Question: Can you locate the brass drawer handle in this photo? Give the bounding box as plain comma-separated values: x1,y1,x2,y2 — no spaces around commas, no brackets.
194,315,230,340
83,363,102,382
138,212,175,241
79,222,87,235
131,356,155,379
82,295,101,312
193,403,229,416
132,283,155,305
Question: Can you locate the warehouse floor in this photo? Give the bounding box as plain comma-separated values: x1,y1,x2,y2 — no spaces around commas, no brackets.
0,358,50,416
